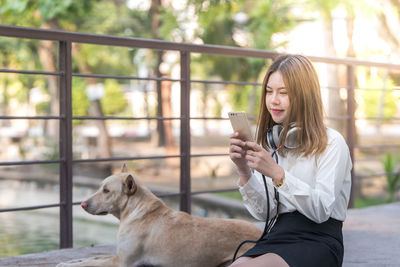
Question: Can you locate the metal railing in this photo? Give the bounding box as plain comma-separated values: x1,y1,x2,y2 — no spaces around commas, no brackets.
1,25,400,249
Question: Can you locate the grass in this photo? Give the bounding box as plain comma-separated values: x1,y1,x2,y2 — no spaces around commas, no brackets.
215,191,243,201
354,197,387,209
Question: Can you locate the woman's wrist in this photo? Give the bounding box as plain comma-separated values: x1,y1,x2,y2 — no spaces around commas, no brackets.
271,166,285,186
237,168,251,186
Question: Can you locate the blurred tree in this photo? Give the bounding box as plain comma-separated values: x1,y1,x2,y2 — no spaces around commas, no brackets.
0,0,135,159
189,0,296,120
0,0,97,136
119,0,179,148
375,0,400,124
376,0,400,56
304,0,346,132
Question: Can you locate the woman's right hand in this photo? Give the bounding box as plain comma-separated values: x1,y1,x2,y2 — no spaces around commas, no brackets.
229,132,251,183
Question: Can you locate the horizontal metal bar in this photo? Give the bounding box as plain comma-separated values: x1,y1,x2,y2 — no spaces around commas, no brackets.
321,86,400,91
73,73,181,82
156,192,183,198
356,171,400,180
191,79,261,86
72,154,182,163
189,117,227,120
355,144,400,150
73,116,182,121
355,117,400,121
355,87,400,91
0,188,233,213
191,153,228,158
0,159,61,166
0,116,62,120
0,203,61,213
2,25,400,69
307,54,400,69
0,68,62,76
325,116,350,120
190,116,257,121
74,193,184,207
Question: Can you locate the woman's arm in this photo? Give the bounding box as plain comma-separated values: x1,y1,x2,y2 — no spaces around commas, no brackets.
238,172,278,221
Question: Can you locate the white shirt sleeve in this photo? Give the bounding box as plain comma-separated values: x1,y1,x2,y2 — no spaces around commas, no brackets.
277,132,352,223
238,172,278,221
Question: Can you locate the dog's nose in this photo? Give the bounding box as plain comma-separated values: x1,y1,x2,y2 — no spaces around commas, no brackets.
81,201,88,209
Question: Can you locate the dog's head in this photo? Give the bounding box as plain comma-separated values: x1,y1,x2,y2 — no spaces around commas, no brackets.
81,164,138,218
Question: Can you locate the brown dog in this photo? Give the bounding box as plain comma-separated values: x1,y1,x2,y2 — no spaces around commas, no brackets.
56,165,261,267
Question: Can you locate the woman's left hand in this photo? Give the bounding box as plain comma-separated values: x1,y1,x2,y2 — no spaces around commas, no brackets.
245,141,285,182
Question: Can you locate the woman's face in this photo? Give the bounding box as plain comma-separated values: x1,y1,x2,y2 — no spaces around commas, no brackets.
265,71,290,124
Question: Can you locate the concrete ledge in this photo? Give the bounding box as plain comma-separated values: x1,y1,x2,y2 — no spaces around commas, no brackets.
0,245,116,267
1,202,399,266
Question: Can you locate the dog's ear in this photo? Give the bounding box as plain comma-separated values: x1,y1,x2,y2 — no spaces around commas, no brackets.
124,174,137,196
121,163,128,173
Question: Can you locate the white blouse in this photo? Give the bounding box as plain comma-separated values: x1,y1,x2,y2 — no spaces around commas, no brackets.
238,127,352,223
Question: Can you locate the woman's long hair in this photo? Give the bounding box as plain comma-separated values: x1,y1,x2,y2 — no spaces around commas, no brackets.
256,54,328,157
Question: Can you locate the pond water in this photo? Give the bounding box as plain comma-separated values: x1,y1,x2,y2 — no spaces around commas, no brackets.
0,179,119,258
0,209,119,257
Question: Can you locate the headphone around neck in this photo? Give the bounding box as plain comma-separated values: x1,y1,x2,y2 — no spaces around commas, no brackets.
266,123,300,150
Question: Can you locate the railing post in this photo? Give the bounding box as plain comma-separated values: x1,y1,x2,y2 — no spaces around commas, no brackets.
180,51,191,213
59,40,73,248
346,64,356,208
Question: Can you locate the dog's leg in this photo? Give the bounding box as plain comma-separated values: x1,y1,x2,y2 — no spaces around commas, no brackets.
56,255,118,267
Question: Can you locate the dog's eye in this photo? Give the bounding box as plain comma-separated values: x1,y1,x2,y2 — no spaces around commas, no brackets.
103,188,110,193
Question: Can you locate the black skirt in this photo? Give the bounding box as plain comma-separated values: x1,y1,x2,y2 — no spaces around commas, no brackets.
241,211,343,267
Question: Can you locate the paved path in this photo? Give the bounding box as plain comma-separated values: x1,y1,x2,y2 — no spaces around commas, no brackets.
343,201,400,266
0,202,399,266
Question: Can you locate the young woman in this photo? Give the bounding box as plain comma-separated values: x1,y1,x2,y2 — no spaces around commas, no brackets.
229,54,352,267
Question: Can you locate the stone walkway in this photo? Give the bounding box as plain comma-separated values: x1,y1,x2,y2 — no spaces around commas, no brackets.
0,202,399,267
342,201,400,266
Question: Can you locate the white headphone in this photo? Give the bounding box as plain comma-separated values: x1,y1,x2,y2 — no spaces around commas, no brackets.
266,123,300,150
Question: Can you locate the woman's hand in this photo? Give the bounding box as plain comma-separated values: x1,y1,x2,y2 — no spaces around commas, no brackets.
229,132,251,182
245,141,284,182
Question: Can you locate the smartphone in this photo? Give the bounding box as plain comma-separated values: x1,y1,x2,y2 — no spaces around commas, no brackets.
228,111,254,141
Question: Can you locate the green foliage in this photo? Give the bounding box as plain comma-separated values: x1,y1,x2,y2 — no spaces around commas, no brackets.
229,85,251,110
190,0,297,113
0,0,96,26
247,0,295,49
100,80,127,116
72,78,90,118
360,76,397,119
158,6,180,39
354,197,386,209
79,44,135,77
381,152,400,203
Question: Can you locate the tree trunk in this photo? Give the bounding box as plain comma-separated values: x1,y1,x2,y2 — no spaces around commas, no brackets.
37,39,59,138
150,0,167,147
71,43,112,159
0,62,11,127
201,83,209,135
161,77,176,152
345,14,361,203
322,14,346,133
155,51,166,146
